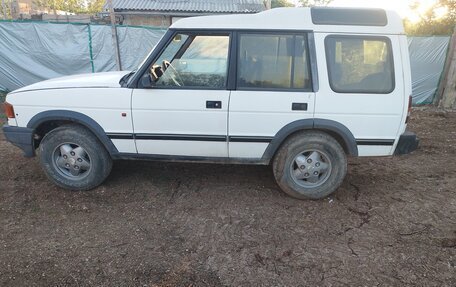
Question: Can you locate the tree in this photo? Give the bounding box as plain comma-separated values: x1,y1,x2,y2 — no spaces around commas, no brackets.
271,0,294,8
0,0,11,19
440,0,456,22
33,0,105,14
406,0,456,35
86,0,105,14
299,0,332,7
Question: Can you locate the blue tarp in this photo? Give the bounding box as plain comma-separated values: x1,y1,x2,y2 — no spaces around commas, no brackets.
0,22,165,91
408,36,450,105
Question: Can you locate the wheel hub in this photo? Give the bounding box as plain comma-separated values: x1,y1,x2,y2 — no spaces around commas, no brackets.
290,150,332,188
52,143,92,179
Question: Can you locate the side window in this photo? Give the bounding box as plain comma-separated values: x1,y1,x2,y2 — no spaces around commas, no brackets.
325,36,395,94
152,33,230,89
237,33,311,90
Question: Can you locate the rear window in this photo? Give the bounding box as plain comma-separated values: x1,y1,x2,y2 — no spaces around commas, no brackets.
325,36,395,94
237,33,312,91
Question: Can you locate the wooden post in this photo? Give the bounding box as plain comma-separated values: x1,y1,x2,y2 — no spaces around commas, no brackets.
107,0,122,71
438,27,456,109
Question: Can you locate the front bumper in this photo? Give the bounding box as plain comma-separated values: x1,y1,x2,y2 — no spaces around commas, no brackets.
2,125,35,157
394,131,419,155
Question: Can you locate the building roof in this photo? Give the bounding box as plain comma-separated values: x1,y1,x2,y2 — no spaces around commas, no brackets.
106,0,266,14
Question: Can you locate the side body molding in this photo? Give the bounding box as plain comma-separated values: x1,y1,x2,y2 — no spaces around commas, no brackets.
261,118,358,162
27,110,119,156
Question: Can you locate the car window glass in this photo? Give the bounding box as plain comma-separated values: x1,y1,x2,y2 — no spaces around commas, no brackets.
237,33,311,90
326,36,394,93
153,34,230,89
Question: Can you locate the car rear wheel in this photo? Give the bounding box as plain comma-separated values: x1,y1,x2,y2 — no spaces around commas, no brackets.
272,131,347,200
39,124,112,191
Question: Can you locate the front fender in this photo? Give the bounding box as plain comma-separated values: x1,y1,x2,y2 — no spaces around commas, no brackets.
27,110,119,156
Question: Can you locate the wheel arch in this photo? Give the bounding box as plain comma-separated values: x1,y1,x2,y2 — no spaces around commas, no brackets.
27,110,119,156
262,118,358,163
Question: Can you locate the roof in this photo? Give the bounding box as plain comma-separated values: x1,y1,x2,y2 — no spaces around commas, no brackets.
171,7,405,35
106,0,266,14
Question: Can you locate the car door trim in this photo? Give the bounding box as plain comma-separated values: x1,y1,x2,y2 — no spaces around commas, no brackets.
106,133,274,143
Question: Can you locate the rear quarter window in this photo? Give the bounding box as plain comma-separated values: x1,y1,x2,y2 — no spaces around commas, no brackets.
325,36,395,94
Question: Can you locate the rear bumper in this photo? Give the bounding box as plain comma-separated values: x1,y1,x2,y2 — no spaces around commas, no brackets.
2,125,35,157
394,131,419,155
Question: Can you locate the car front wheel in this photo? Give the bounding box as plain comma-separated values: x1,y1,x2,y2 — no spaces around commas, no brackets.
39,124,113,191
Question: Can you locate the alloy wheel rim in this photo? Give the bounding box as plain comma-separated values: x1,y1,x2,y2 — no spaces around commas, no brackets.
52,143,92,180
289,149,332,188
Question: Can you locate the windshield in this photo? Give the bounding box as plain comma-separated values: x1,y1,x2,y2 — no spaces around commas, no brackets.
136,30,170,70
137,44,157,71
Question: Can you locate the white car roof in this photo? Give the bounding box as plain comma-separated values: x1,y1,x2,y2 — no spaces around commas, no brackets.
171,7,404,35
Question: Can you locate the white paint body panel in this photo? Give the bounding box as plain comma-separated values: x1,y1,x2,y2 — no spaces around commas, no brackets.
131,89,229,157
313,33,405,156
229,91,315,158
172,8,404,35
135,140,227,157
12,71,129,93
7,86,135,153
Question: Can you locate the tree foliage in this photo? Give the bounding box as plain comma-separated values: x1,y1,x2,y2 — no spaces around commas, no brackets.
270,0,333,8
33,0,105,14
299,0,332,7
406,0,456,35
86,0,105,14
271,0,294,8
0,0,12,19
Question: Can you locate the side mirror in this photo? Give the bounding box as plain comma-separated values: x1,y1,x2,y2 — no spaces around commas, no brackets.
140,65,164,88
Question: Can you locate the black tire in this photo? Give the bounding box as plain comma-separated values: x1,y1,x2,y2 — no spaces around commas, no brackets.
39,124,113,191
272,131,347,200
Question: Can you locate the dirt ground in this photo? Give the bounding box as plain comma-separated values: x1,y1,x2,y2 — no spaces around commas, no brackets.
0,108,455,286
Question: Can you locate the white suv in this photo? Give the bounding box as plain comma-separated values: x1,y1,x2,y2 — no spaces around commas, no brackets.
2,7,418,199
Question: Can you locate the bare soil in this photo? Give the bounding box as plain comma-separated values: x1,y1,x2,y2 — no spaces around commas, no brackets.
0,108,455,286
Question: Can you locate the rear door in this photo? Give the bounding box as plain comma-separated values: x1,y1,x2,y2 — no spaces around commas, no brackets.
228,31,316,159
314,33,404,156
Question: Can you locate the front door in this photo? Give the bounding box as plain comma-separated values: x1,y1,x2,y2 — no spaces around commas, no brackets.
132,32,231,157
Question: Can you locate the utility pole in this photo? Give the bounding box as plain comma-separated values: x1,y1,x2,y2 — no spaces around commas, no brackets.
107,0,122,71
